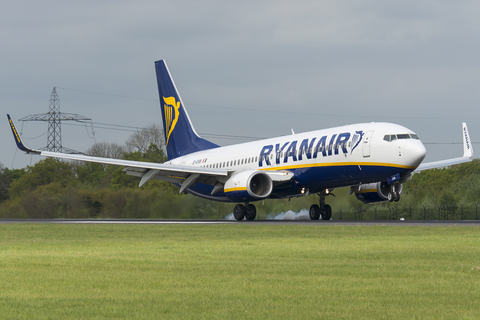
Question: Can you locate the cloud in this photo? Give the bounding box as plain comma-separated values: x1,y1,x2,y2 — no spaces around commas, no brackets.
2,0,480,169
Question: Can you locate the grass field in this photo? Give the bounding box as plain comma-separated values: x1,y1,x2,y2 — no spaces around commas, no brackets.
1,224,480,319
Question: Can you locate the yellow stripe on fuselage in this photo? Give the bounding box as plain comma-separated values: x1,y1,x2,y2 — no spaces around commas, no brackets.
258,161,416,172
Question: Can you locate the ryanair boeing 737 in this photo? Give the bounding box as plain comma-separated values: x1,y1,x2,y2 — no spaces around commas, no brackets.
7,60,474,221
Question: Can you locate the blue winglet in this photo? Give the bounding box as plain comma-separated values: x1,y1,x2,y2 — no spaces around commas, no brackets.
7,114,41,154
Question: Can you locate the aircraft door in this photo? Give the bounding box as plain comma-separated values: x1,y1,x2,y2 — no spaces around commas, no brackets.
363,131,374,157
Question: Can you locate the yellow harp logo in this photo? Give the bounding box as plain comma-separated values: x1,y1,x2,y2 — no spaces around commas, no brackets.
163,96,181,145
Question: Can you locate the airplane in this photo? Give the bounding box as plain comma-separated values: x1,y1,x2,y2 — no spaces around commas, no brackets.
7,60,474,221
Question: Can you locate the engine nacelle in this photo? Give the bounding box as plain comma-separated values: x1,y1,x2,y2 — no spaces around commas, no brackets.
224,170,273,202
355,182,403,204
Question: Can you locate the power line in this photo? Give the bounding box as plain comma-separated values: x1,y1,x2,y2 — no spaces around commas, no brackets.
63,121,480,145
63,122,139,133
49,87,480,144
56,87,157,102
56,86,480,120
22,131,48,140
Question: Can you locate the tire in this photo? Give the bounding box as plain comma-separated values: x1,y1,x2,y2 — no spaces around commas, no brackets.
387,192,394,202
309,204,320,220
322,204,332,220
233,204,245,221
394,192,400,202
245,204,256,221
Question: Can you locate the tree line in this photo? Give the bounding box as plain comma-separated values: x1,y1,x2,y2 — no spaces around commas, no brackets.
1,125,479,220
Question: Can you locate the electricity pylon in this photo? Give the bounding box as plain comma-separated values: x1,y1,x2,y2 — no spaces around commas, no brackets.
19,87,91,153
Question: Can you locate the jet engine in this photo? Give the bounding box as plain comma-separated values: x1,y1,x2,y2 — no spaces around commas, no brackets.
354,182,403,204
224,170,273,202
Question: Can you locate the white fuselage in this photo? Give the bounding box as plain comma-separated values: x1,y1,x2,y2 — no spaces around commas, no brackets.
166,122,426,200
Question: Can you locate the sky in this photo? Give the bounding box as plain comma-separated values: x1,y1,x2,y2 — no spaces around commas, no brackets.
2,0,480,169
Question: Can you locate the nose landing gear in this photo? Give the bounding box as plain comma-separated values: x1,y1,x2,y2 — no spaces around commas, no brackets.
387,184,400,202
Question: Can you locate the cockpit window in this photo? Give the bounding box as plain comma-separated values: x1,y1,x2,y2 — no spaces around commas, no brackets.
383,134,397,142
384,133,419,142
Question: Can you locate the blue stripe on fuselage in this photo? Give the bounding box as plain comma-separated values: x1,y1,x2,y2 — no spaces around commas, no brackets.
185,163,413,202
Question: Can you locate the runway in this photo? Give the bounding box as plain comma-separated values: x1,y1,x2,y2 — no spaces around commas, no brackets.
1,219,480,226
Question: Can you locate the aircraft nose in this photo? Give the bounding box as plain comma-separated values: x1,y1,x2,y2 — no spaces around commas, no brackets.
406,141,427,167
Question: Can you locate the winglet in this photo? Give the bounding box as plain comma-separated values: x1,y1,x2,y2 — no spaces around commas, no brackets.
7,114,41,154
462,122,474,158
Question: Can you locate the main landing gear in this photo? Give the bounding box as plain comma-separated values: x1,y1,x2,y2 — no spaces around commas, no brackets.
233,203,256,221
309,192,332,220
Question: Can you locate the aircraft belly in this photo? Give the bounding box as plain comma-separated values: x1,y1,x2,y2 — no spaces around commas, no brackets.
292,164,412,190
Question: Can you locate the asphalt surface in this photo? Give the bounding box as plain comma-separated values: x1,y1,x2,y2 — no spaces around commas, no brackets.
1,219,480,226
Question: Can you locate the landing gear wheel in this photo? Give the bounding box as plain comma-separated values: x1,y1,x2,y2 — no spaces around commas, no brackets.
309,204,320,220
393,192,400,202
387,192,394,202
233,204,245,221
322,204,332,220
245,204,256,221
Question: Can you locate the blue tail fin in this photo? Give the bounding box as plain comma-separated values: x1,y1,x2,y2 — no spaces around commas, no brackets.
155,60,219,160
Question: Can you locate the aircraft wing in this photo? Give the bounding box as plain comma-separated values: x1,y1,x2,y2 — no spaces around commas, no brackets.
42,151,233,191
415,122,474,172
7,114,294,192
